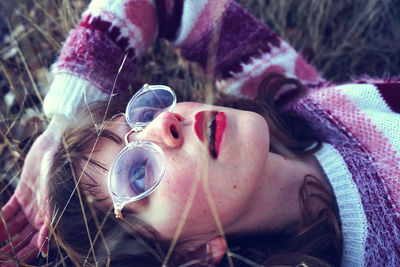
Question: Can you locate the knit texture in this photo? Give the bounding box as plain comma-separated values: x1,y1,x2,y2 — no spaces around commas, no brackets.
44,0,322,117
315,143,368,266
290,81,400,266
43,0,400,265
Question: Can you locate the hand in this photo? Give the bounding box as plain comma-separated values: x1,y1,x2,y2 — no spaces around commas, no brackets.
0,114,68,265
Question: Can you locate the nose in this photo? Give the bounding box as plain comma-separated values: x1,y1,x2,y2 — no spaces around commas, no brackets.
130,112,184,148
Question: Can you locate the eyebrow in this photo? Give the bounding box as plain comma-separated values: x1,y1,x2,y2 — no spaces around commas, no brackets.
78,129,123,174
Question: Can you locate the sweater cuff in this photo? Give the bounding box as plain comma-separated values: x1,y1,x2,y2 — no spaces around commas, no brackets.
43,74,109,119
315,143,367,267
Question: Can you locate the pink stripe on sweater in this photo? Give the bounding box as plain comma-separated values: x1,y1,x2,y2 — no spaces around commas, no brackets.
230,44,290,96
294,55,320,82
124,0,157,48
313,87,400,212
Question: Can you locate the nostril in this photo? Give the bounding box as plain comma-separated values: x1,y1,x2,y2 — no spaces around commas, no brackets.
174,114,183,122
170,125,179,139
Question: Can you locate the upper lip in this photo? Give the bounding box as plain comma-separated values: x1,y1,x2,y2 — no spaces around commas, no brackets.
194,111,214,143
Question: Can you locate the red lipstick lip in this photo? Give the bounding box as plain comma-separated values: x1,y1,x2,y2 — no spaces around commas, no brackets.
214,112,226,157
194,111,226,158
194,111,207,142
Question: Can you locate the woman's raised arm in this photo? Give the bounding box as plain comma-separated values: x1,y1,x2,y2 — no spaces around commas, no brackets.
162,0,325,98
43,0,163,118
43,0,324,119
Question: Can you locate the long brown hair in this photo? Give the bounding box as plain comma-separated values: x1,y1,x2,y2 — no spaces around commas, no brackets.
46,74,342,266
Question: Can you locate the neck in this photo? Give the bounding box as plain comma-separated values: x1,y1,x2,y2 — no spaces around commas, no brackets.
226,151,329,235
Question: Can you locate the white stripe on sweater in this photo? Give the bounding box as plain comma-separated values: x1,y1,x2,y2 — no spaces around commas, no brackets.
216,42,297,96
315,143,367,267
84,0,156,54
173,0,208,45
43,74,109,118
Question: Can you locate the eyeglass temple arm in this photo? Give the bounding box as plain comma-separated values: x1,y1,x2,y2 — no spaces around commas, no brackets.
116,209,124,219
114,203,124,219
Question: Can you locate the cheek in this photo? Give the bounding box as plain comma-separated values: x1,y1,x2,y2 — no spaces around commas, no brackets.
159,157,231,224
147,161,214,236
161,162,245,222
161,158,209,207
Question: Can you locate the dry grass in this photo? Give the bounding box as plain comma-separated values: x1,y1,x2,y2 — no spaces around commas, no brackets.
0,0,399,265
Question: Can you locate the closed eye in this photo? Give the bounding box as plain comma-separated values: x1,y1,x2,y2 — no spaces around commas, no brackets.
100,129,123,144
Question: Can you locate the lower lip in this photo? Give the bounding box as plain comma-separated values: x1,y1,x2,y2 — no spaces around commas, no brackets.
214,112,226,157
194,111,226,158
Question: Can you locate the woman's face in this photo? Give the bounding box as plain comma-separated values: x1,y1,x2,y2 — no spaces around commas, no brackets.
89,102,270,240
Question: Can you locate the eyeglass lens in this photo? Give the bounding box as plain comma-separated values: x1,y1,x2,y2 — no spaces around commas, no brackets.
126,89,175,127
109,86,175,206
109,143,164,198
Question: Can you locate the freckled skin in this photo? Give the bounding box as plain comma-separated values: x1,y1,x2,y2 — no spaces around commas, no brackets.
91,102,270,240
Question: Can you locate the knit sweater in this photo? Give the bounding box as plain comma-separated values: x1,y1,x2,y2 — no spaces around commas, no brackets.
289,81,400,266
43,0,400,266
43,0,324,117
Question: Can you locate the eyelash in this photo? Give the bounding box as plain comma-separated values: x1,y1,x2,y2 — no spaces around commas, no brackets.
100,130,123,144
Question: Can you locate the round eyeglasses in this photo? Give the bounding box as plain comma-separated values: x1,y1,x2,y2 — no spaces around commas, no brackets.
107,84,177,219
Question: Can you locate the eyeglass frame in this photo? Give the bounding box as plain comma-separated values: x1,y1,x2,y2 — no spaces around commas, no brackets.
107,83,177,219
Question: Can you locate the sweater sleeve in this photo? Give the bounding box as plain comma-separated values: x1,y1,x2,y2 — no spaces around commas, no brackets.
290,79,400,266
43,0,324,118
43,0,160,118
161,0,324,98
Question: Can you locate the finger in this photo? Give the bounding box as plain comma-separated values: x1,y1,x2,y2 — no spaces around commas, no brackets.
0,223,36,257
0,210,28,242
1,195,21,221
16,241,38,266
1,242,38,267
37,224,50,255
0,224,39,266
0,252,14,266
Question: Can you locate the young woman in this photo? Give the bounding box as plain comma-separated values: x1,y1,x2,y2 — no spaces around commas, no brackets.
44,81,341,266
1,0,399,266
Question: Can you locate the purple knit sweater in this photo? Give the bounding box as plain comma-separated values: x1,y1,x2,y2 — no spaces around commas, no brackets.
290,80,400,266
43,0,400,266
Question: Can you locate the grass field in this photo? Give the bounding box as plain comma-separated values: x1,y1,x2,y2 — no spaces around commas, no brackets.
0,0,399,265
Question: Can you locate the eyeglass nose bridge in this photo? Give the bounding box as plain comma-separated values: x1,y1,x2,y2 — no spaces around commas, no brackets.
124,127,142,146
